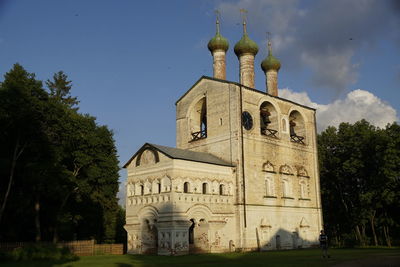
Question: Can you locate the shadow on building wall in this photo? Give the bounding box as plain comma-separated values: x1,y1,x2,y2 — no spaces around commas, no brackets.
126,202,317,255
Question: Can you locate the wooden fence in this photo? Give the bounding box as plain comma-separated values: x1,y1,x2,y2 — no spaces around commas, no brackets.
0,240,124,256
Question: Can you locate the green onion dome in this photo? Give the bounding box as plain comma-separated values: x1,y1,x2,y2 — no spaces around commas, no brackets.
208,32,229,52
234,34,259,56
261,54,281,72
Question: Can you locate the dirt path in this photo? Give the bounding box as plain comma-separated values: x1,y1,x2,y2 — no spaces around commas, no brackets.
333,255,400,267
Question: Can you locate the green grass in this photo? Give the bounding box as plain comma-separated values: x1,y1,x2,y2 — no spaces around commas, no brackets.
1,248,399,267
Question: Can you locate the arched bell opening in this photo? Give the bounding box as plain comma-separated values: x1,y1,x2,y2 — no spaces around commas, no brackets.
189,97,207,141
260,101,278,138
289,110,306,144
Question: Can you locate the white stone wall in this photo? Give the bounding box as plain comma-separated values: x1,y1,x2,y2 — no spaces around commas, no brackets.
125,77,323,255
212,49,226,80
174,78,323,252
125,154,237,255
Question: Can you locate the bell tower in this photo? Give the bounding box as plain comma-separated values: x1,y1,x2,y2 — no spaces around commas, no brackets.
234,9,258,88
208,10,229,80
261,33,281,96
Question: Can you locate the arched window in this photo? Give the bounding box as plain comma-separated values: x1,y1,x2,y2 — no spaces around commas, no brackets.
265,177,274,196
152,180,161,194
184,182,190,193
282,179,290,197
299,181,307,199
190,97,207,141
219,184,225,195
161,176,171,192
289,110,305,144
260,102,278,138
140,185,144,196
202,183,208,194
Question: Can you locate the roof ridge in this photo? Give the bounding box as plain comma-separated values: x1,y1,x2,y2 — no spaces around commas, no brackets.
124,143,233,168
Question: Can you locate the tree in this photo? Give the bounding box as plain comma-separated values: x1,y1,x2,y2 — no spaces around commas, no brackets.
0,64,121,243
0,64,48,229
318,120,400,247
46,71,79,109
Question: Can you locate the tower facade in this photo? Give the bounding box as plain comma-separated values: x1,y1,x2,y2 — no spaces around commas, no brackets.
124,14,323,255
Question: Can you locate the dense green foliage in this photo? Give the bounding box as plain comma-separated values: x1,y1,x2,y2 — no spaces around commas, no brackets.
0,64,122,243
318,120,400,247
0,243,78,261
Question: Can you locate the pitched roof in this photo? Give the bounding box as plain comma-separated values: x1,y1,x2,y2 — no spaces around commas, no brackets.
175,76,316,111
123,143,233,168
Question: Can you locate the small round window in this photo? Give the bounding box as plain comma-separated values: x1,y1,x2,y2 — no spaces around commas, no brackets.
242,111,253,130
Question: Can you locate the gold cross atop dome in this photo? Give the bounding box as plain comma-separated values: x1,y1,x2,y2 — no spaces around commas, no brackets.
240,8,248,34
215,10,221,33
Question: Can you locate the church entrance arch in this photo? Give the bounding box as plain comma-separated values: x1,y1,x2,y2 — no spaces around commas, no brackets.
141,218,158,254
188,218,209,253
189,219,195,244
186,205,212,253
138,206,159,254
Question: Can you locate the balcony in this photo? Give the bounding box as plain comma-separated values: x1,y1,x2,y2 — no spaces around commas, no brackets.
190,129,207,141
261,128,278,138
290,134,305,145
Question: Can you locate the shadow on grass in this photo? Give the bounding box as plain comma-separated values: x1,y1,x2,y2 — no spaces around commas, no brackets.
1,248,399,267
0,257,79,267
117,248,400,267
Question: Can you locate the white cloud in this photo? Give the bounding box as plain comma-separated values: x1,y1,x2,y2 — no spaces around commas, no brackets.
217,0,400,91
279,88,398,131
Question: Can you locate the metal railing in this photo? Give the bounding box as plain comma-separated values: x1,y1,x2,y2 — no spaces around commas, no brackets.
261,128,278,138
191,129,207,141
290,134,305,144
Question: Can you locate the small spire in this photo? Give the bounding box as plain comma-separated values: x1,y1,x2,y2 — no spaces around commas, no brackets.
215,10,221,34
267,32,272,55
208,11,229,53
240,8,248,35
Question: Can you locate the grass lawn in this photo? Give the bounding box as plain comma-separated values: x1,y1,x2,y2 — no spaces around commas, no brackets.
1,248,399,267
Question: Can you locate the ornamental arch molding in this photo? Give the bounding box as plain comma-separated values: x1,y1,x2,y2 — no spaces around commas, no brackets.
296,166,309,177
137,205,159,224
279,164,293,175
186,204,213,223
263,161,275,173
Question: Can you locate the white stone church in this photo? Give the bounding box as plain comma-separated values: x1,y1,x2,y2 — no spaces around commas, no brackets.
124,16,323,255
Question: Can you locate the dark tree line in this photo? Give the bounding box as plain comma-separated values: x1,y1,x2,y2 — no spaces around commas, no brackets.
0,64,125,243
318,120,400,247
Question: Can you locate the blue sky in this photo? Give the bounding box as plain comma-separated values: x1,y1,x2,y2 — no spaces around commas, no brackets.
1,0,399,203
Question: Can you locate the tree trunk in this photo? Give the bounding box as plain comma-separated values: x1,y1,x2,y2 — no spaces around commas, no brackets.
35,196,41,242
370,211,378,246
0,136,25,224
355,225,363,246
53,187,77,243
383,225,391,247
361,224,366,245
